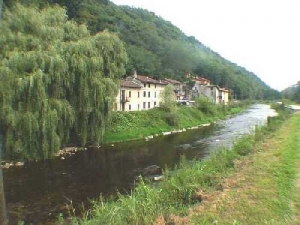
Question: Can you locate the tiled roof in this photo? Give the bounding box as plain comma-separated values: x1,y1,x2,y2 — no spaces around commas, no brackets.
164,78,181,85
121,80,142,88
137,75,163,84
192,77,211,83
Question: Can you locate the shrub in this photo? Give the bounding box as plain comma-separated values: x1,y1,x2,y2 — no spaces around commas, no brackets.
165,112,179,126
232,135,255,156
195,96,217,115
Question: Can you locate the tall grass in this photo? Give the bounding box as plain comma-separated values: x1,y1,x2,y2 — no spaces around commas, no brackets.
104,101,246,143
69,105,288,225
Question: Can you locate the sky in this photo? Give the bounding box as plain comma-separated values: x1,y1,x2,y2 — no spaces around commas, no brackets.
111,0,300,91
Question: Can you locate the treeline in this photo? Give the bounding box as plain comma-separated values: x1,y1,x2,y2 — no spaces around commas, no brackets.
282,82,300,103
0,1,281,160
3,0,280,100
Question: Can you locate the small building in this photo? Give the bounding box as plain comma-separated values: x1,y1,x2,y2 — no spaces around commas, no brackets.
163,78,186,100
219,88,230,105
191,76,230,104
115,72,167,111
206,85,220,104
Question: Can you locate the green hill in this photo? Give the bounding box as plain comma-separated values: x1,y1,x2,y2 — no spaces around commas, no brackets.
3,0,280,99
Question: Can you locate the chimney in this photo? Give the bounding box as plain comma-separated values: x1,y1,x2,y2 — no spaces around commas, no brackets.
133,70,137,79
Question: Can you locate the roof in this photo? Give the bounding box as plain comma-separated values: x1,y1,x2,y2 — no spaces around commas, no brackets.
120,80,142,88
192,76,211,83
136,75,161,84
207,85,220,90
164,78,181,85
219,88,230,92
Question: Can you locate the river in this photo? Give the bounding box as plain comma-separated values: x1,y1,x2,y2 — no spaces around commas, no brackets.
3,104,277,224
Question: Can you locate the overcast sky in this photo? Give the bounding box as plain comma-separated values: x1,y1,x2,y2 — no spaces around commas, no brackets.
111,0,300,91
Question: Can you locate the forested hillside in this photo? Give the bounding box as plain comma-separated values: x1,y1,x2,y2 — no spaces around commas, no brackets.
3,0,280,99
282,81,300,103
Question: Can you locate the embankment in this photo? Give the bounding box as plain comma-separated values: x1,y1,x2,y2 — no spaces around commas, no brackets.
68,105,298,225
103,103,242,143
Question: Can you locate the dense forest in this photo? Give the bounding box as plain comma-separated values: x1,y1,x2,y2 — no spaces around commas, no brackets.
282,81,300,103
0,1,281,160
3,0,280,100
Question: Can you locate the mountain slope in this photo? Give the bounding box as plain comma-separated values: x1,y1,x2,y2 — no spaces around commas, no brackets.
3,0,280,99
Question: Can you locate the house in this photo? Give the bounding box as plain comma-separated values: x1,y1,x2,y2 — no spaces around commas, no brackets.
191,76,230,104
115,72,167,111
163,78,186,100
206,85,221,104
219,88,230,105
191,77,212,100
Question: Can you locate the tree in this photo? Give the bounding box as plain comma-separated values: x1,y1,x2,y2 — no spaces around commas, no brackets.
0,3,127,159
160,84,177,111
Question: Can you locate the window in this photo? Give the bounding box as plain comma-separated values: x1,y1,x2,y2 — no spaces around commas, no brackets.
138,92,140,98
129,104,131,111
148,91,150,98
143,102,146,109
144,83,146,87
154,102,156,106
154,92,156,98
129,91,131,98
138,104,140,110
143,91,146,97
148,84,150,88
148,102,150,108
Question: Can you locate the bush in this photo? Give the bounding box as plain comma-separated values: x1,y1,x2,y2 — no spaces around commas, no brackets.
195,96,217,115
232,135,255,156
165,112,179,126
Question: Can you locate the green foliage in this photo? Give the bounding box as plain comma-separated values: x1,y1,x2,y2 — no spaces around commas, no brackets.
195,96,217,115
0,3,127,159
232,136,255,156
104,103,244,143
71,104,290,225
282,82,300,103
160,84,177,111
5,0,277,99
165,112,179,126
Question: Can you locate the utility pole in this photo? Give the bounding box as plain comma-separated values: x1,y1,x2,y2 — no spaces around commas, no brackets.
0,0,9,224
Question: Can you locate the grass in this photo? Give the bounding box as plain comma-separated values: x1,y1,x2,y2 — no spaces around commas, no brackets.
190,113,300,225
65,106,295,225
61,102,300,225
103,103,244,143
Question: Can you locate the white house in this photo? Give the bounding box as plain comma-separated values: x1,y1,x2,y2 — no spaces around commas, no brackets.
115,72,167,111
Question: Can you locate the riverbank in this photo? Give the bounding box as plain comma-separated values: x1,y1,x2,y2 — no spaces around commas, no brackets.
67,105,299,224
103,102,244,143
164,109,300,224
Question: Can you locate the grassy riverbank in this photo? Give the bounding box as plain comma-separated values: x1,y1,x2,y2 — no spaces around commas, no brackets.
189,110,299,224
103,101,245,143
66,105,300,224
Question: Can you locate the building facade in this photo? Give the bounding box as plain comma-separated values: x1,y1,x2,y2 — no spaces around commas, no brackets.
115,72,167,111
192,76,230,104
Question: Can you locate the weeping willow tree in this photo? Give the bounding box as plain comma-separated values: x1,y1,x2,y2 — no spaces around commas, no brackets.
0,3,127,160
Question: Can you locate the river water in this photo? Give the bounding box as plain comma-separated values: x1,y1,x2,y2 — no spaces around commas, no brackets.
3,104,277,224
